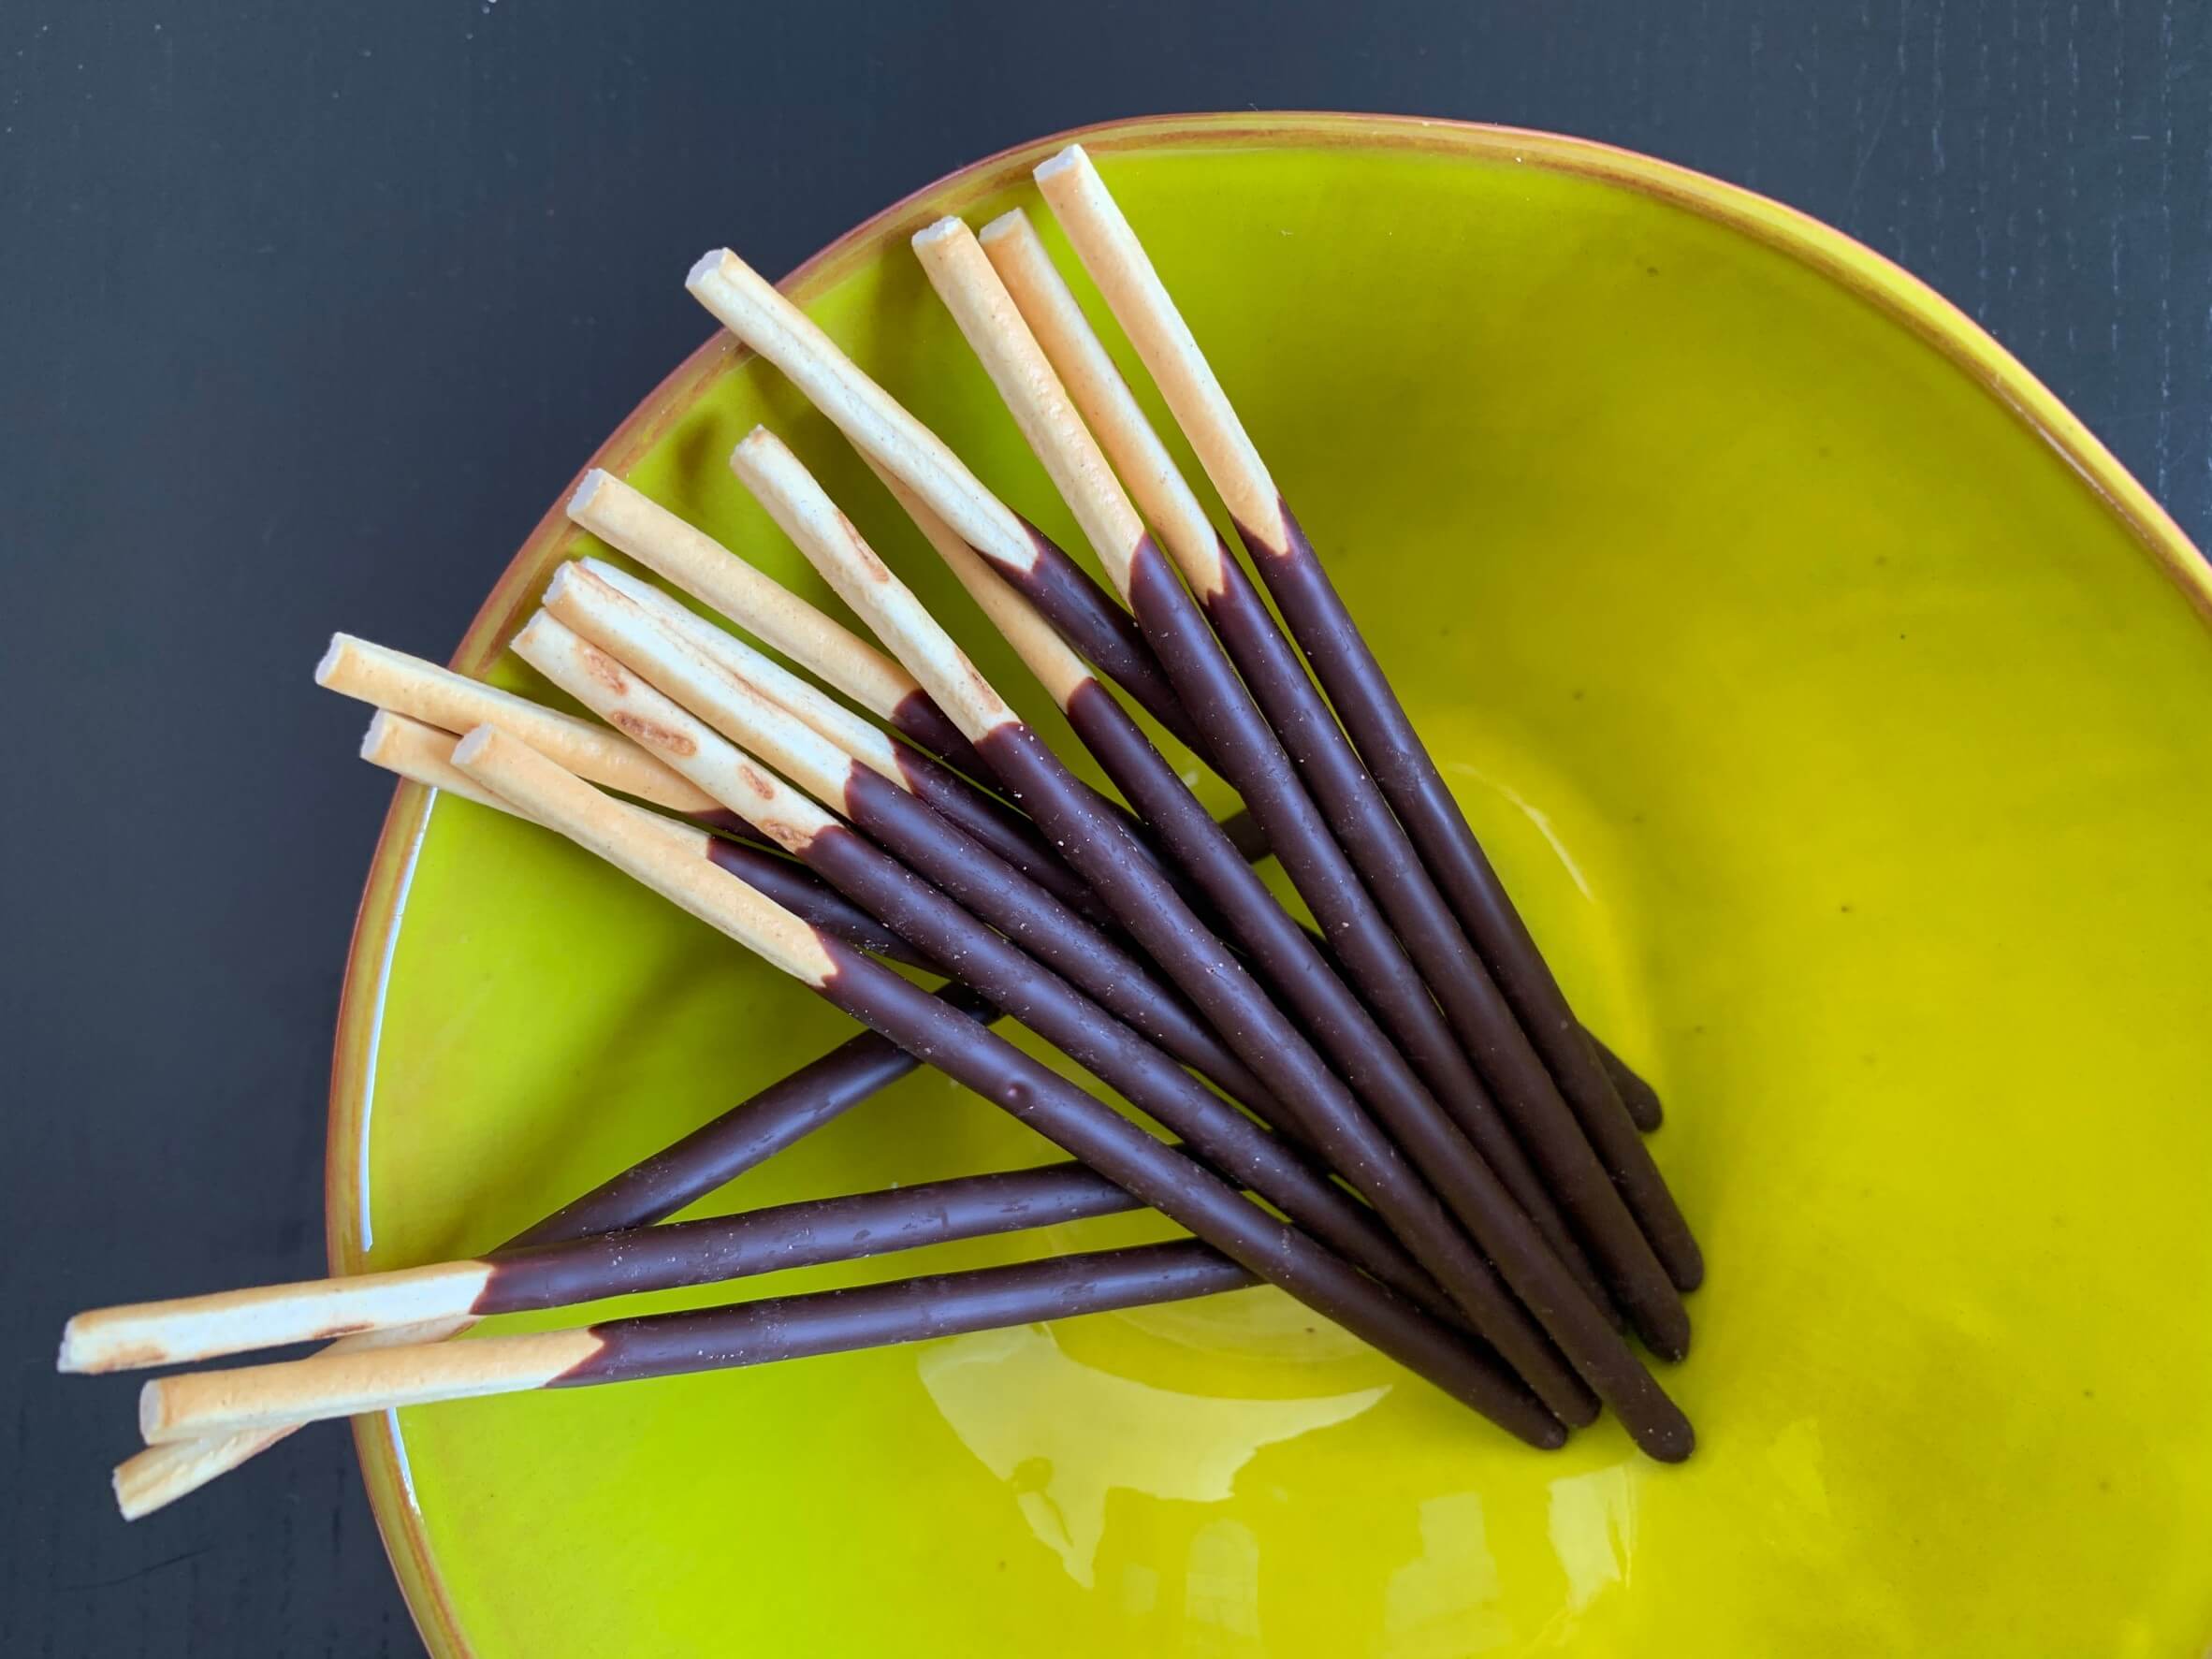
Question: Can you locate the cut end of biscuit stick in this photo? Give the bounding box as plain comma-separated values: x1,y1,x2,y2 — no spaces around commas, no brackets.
910,214,1146,594
730,428,1020,745
317,633,720,816
981,205,1233,601
686,246,735,293
114,1442,235,1521
361,707,714,861
1033,144,1283,547
109,705,829,1515
360,708,519,815
451,723,839,986
62,1260,495,1375
138,1328,600,1445
107,715,770,1516
110,1313,473,1521
682,247,1040,576
565,464,609,517
114,1433,284,1521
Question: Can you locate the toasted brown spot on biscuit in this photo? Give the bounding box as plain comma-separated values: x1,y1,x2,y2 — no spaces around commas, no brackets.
610,712,698,755
837,513,894,583
579,642,632,693
80,1341,173,1374
760,817,814,852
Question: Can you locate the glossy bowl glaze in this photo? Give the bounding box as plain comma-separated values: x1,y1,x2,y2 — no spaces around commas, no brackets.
329,114,2212,1655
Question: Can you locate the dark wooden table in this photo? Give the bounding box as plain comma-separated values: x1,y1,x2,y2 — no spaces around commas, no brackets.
4,2,2204,1652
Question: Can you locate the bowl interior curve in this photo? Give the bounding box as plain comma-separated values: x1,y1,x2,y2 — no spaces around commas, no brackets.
328,115,2212,1657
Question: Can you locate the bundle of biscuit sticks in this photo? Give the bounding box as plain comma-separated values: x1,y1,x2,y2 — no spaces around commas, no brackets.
65,145,1700,1521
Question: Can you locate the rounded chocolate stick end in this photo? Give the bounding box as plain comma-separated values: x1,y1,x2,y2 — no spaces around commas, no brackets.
1666,1238,1705,1295
1551,1382,1602,1432
1636,1410,1696,1464
1637,1299,1694,1364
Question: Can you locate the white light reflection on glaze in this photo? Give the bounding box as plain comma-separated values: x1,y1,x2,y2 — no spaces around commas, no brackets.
1383,1492,1510,1655
1546,1464,1640,1616
918,1324,1386,1588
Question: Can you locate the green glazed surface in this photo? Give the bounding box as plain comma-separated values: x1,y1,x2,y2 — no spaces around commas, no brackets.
328,116,2212,1656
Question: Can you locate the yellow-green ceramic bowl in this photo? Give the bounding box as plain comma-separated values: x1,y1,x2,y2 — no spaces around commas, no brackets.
330,114,2212,1655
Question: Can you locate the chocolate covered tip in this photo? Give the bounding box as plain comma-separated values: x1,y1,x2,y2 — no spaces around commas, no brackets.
447,723,501,768
1667,1244,1707,1296
1645,1416,1695,1463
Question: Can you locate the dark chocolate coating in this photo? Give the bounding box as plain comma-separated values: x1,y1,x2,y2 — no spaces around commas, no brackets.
480,1158,1142,1314
894,736,1225,931
885,735,1102,916
1588,1029,1664,1132
1192,543,1687,1358
810,938,1579,1448
555,1241,1257,1388
798,820,1456,1323
710,764,1189,943
972,718,1595,1429
1237,501,1702,1292
1130,543,1552,1186
689,806,763,840
1053,623,1688,1430
884,685,995,784
706,766,1366,1151
703,836,936,971
1063,674,1615,1324
1119,542,1688,1361
1214,807,1269,866
501,982,1000,1250
986,518,1205,755
898,735,1220,926
837,762,1275,1119
1203,813,1654,1150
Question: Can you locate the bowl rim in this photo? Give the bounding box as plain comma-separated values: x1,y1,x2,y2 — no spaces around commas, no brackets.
319,109,2212,1659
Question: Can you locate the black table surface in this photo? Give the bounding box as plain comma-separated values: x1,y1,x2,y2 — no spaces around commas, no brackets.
4,2,2205,1652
